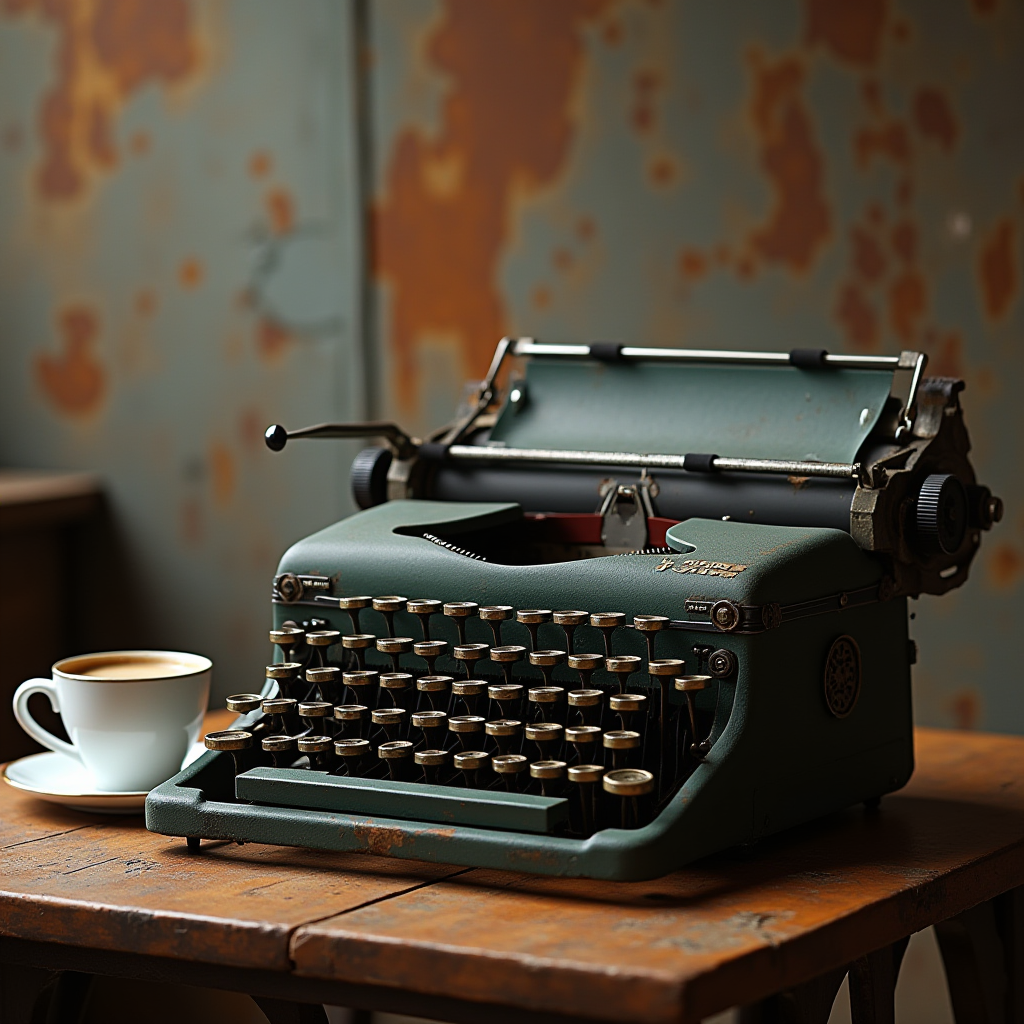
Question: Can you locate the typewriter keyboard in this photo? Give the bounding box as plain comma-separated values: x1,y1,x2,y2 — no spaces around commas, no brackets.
206,597,730,836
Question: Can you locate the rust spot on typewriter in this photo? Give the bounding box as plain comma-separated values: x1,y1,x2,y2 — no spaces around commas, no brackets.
374,0,611,414
352,821,411,857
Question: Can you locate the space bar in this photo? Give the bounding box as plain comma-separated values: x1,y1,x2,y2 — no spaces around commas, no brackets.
235,767,569,834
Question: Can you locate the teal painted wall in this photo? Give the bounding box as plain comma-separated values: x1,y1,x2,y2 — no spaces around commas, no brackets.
1,0,1021,731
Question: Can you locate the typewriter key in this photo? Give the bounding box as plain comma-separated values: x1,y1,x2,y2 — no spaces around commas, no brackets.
226,693,263,715
553,611,588,655
565,725,601,764
491,753,528,792
337,595,372,634
380,672,413,707
568,763,603,835
589,612,625,659
334,737,370,774
528,686,566,724
567,688,603,726
262,734,298,769
603,729,641,769
567,653,604,690
306,630,341,667
413,639,448,676
451,680,487,715
306,665,341,703
371,707,407,743
633,614,669,663
605,655,642,694
454,750,489,788
453,643,490,678
479,605,514,646
487,683,523,720
204,729,252,779
377,636,414,674
529,649,566,687
334,703,369,739
490,645,526,686
448,714,485,751
416,674,452,712
609,693,647,733
297,734,332,771
341,634,376,671
516,609,552,652
485,718,522,756
261,697,297,735
265,662,303,698
525,721,563,760
414,748,450,784
443,602,479,644
648,658,685,785
372,596,408,638
675,675,713,758
407,599,442,640
411,710,447,748
603,768,655,828
298,701,333,734
530,759,566,797
378,739,414,780
342,670,378,704
270,627,304,662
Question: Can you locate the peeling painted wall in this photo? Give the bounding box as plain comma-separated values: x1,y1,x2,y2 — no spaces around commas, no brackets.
369,0,1024,733
0,0,365,701
1,0,1021,731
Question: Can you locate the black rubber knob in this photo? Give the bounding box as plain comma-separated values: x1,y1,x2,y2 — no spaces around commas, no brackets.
916,473,968,554
351,446,393,509
265,424,288,451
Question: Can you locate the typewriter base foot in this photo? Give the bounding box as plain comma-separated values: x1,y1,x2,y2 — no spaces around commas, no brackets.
186,836,201,852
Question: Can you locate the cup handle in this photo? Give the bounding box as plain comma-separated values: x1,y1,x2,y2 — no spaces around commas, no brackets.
13,679,82,763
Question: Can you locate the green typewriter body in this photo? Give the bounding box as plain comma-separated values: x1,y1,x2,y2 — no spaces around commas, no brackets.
147,339,999,880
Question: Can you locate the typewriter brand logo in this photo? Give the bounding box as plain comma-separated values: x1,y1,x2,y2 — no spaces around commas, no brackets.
824,635,861,718
653,556,748,579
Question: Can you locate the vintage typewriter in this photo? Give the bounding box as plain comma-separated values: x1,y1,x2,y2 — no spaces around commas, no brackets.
147,338,1001,879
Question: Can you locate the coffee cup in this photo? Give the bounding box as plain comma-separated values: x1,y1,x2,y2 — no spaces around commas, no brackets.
13,651,212,792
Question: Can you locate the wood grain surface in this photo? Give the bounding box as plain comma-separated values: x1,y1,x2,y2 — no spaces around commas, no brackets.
2,727,1022,1023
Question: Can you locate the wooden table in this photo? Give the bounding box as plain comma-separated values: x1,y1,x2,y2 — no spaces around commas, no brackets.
1,726,1022,1024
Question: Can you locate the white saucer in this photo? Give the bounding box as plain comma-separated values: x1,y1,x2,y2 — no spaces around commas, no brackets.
2,743,207,814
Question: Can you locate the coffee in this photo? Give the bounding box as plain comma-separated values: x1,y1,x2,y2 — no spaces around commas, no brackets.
75,658,193,680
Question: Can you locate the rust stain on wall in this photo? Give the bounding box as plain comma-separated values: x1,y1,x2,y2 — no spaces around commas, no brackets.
887,268,926,342
912,88,957,151
265,186,295,235
209,440,236,508
256,316,295,364
804,0,888,69
745,50,830,274
4,0,200,203
179,497,202,546
34,303,107,417
855,120,911,168
988,542,1024,590
850,223,886,283
978,217,1018,322
923,329,965,379
374,0,611,413
836,282,879,349
178,257,204,289
248,150,271,178
948,689,981,730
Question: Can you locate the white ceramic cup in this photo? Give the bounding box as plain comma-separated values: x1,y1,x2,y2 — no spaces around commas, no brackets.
13,650,212,792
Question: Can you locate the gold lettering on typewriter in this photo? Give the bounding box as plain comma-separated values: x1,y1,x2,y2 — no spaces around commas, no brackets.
653,557,748,579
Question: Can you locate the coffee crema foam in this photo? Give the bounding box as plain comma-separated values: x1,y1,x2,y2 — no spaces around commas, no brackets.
72,659,195,680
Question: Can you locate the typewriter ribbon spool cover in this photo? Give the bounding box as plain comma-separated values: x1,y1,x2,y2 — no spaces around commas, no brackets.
146,339,999,880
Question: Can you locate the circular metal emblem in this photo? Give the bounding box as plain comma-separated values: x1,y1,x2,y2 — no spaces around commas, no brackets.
275,573,303,603
708,648,738,679
824,635,861,718
711,600,741,632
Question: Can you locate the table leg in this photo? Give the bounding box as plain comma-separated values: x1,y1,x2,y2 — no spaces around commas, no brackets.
847,937,909,1024
934,885,1024,1024
252,995,330,1024
737,965,848,1024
